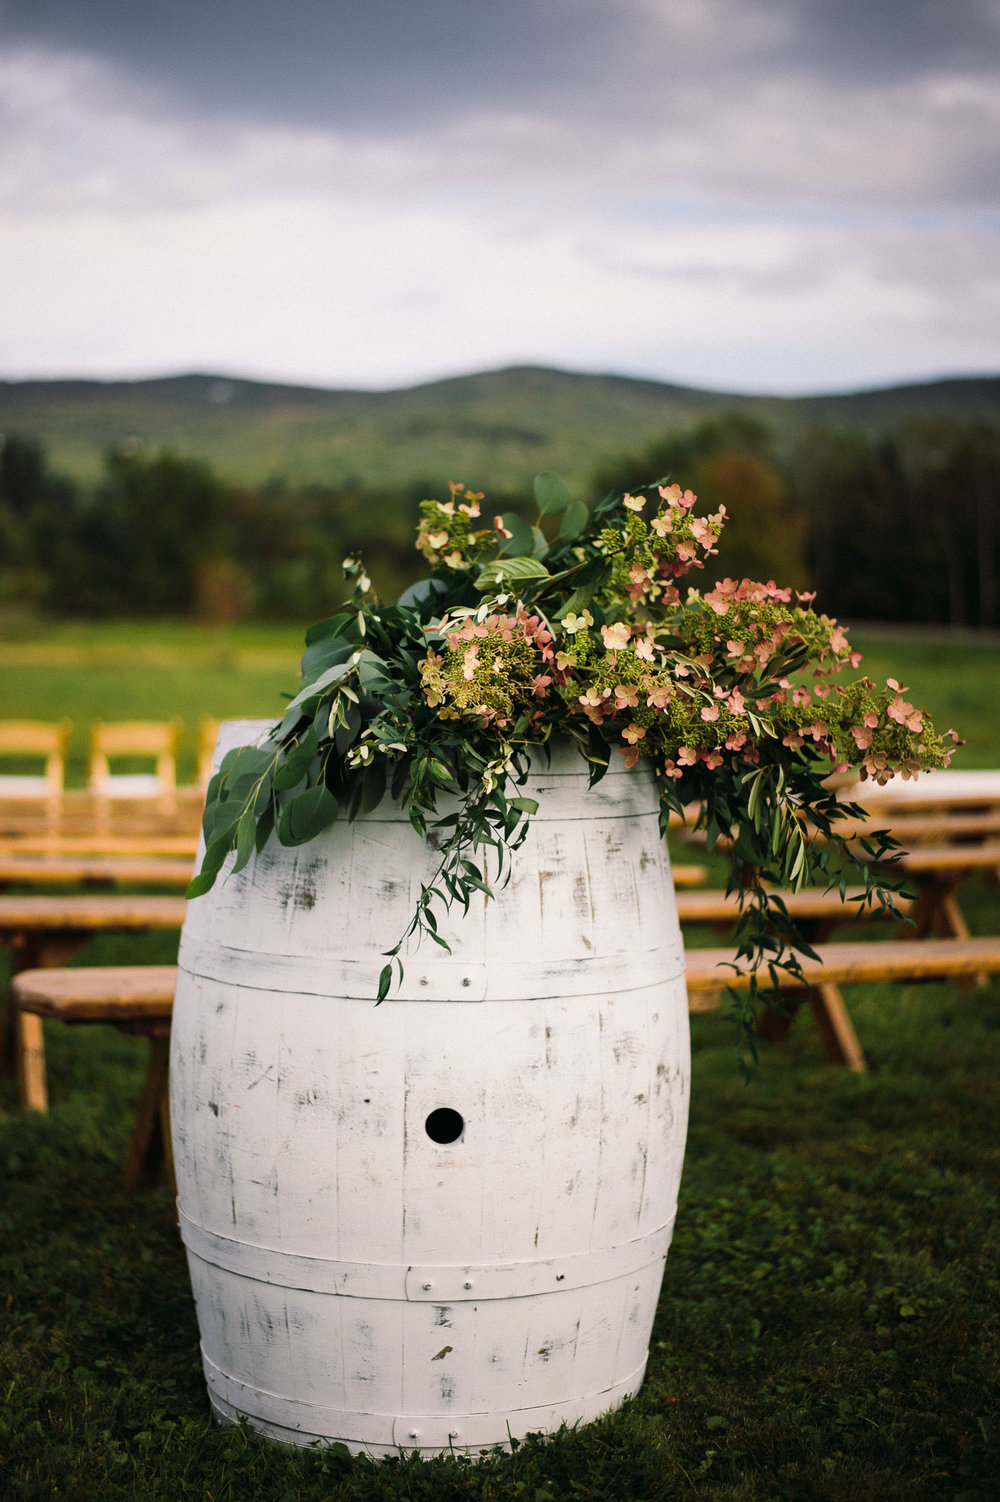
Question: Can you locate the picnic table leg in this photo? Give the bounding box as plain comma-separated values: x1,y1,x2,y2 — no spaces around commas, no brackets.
757,978,867,1072
752,912,869,1069
903,876,988,986
756,994,799,1045
17,1011,49,1110
809,982,867,1073
905,875,970,940
121,1027,174,1191
1,934,84,1111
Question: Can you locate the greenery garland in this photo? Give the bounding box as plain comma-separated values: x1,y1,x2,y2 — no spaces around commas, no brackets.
190,473,958,1063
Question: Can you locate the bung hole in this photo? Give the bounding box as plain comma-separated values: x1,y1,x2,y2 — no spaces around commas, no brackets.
425,1107,465,1144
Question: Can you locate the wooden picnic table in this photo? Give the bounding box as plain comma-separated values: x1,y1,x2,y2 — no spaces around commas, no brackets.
0,893,186,1113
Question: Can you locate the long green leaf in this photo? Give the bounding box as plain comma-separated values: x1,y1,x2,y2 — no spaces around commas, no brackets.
475,556,550,593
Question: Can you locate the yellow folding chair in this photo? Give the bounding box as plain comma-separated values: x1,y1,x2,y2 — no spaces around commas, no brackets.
88,719,184,815
0,720,72,826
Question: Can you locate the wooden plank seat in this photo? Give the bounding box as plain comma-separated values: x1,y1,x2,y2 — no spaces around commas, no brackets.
0,853,195,890
677,885,918,1072
675,886,912,929
835,811,1000,844
0,894,186,1113
0,786,204,843
854,770,1000,814
677,836,1000,946
0,833,199,857
15,936,1000,1184
688,936,1000,1073
13,966,178,1189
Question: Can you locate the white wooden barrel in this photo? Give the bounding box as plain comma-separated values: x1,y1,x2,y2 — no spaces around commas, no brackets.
170,723,690,1457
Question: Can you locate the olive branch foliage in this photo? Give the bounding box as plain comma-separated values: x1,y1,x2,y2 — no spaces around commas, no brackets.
190,471,953,1064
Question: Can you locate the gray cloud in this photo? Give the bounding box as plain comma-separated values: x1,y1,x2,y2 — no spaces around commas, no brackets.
3,0,999,135
0,0,630,131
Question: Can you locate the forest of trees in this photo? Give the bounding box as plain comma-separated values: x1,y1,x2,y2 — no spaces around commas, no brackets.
1,413,997,627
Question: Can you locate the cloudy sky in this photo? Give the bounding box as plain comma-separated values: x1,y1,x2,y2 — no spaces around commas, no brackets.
1,0,999,394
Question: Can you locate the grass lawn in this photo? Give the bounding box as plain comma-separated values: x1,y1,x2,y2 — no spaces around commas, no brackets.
2,621,999,1498
1,618,997,779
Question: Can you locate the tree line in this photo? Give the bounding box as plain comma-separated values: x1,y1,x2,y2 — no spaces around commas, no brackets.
1,412,997,626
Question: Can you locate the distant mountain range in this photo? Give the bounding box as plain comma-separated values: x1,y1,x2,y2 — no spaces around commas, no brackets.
2,365,998,493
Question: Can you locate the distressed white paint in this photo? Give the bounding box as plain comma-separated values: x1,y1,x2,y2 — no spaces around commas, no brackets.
170,723,690,1458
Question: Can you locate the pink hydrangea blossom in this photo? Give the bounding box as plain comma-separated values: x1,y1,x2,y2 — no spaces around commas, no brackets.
602,621,631,652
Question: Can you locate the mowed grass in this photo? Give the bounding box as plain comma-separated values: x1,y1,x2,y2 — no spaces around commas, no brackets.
0,617,303,785
2,621,999,1499
1,618,997,777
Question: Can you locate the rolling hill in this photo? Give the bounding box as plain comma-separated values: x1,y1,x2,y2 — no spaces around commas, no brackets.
1,365,998,494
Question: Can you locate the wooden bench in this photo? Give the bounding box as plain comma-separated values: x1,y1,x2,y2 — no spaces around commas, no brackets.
854,771,1000,814
836,811,1000,844
14,965,178,1190
688,936,1000,1072
0,853,194,890
0,894,186,1112
15,937,1000,1183
675,886,911,930
0,833,200,857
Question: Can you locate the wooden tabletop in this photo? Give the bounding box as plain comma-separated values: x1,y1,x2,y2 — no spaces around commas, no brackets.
0,834,200,857
893,842,1000,873
14,964,179,1020
0,894,187,930
686,935,1000,995
852,770,1000,812
0,854,194,888
676,886,909,925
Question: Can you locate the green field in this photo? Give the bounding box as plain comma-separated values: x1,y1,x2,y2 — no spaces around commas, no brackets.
2,623,999,1499
2,620,996,781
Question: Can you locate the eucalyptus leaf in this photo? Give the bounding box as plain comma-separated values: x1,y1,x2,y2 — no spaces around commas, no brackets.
397,577,448,610
219,743,275,779
300,634,355,682
277,784,339,847
497,512,535,557
185,831,234,898
232,805,258,876
534,471,572,515
356,754,387,814
304,611,353,647
272,727,319,790
558,498,589,541
554,558,612,619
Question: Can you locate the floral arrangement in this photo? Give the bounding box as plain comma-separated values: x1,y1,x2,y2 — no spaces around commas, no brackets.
191,472,958,1054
